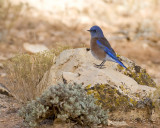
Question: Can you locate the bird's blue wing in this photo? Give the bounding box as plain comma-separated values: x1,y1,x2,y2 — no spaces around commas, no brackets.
97,40,127,69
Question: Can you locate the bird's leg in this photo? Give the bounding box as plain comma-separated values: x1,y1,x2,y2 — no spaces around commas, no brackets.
99,60,106,66
94,60,106,69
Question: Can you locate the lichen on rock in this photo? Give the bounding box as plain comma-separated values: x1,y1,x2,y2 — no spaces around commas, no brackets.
85,84,137,112
85,84,155,121
117,56,156,87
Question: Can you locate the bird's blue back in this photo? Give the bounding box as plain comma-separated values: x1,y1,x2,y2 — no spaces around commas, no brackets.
96,40,127,69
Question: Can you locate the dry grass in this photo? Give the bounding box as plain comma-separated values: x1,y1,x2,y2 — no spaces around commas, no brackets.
4,50,55,102
4,42,72,103
52,44,72,56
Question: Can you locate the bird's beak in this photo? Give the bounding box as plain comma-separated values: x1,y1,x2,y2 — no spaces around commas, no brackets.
87,30,91,32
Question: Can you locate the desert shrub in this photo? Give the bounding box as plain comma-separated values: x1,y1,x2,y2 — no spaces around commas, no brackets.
5,50,55,102
19,83,108,127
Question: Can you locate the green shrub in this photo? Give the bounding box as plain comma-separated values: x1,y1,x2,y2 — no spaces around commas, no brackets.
19,83,108,127
5,50,55,102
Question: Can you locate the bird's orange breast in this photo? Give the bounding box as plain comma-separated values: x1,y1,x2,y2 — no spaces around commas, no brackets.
90,38,106,60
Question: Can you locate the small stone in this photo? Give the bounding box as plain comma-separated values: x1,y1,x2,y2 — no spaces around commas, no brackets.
0,56,8,61
62,72,79,84
0,83,12,96
0,73,6,77
108,120,128,126
0,63,3,68
23,43,49,53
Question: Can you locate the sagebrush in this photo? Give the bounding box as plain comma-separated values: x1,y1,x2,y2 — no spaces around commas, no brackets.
19,83,108,127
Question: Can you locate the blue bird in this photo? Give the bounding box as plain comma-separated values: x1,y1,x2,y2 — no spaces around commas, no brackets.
88,25,127,69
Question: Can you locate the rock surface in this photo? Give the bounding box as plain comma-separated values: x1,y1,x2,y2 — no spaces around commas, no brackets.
108,120,128,127
39,48,156,100
23,43,49,53
0,55,8,61
0,63,3,68
0,83,12,97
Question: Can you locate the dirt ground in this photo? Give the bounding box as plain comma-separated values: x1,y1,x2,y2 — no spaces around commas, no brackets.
0,0,160,127
0,94,160,128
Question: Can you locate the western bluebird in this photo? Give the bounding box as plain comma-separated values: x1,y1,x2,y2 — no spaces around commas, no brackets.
88,25,127,69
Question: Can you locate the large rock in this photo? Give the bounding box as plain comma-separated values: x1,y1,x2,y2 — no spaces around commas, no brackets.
38,48,157,121
39,48,155,99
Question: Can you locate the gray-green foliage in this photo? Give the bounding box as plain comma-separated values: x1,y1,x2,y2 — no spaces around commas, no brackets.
19,83,108,127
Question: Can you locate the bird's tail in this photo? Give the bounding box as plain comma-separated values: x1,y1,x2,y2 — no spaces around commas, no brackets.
115,59,127,69
116,58,131,72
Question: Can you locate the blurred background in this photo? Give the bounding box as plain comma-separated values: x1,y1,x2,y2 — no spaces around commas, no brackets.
0,0,160,85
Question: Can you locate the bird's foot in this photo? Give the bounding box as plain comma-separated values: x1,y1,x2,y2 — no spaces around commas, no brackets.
93,63,106,69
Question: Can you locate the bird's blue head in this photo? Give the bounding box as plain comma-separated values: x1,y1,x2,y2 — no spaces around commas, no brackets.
88,25,104,38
